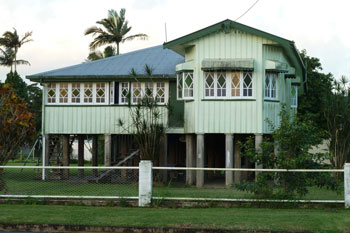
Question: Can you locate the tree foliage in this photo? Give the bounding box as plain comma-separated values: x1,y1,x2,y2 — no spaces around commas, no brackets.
0,84,36,165
237,108,339,199
84,8,148,55
324,76,350,168
298,50,333,131
86,45,117,61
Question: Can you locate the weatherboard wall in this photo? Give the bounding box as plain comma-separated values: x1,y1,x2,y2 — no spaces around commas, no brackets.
182,29,277,134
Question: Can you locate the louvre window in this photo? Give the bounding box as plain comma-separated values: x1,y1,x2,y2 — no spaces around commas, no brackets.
204,71,253,99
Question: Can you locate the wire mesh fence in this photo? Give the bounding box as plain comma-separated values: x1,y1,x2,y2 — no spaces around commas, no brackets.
0,166,138,198
152,167,345,202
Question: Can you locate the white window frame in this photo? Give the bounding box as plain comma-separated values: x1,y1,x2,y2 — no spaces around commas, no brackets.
45,82,109,105
204,71,254,99
129,82,169,105
177,72,194,100
119,82,130,105
291,85,298,108
265,72,278,100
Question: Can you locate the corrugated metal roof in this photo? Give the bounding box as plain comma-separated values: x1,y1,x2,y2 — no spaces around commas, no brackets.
27,45,184,80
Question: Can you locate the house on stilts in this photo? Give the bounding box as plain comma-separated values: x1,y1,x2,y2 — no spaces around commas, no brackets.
27,19,305,187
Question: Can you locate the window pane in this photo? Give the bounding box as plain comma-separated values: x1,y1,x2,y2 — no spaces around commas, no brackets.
47,83,56,103
132,82,142,104
59,83,68,103
144,82,153,101
205,72,215,97
177,73,183,99
71,83,80,103
291,85,298,107
120,82,129,104
217,72,226,97
243,72,253,97
183,72,193,98
231,72,240,97
156,82,165,103
96,83,105,103
84,83,93,103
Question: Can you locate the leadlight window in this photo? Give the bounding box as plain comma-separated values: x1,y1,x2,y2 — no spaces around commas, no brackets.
291,85,298,108
59,83,68,103
132,82,142,104
120,82,129,104
96,82,106,103
84,83,93,103
71,83,81,103
177,72,194,100
265,72,278,100
156,82,165,103
204,71,253,99
47,83,56,103
144,82,154,101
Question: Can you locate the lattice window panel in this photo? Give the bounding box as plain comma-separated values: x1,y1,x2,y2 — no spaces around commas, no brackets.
84,83,93,103
243,72,253,97
71,83,80,103
156,82,165,103
183,72,193,98
271,74,277,98
132,82,142,104
205,72,215,97
120,82,129,104
265,72,277,99
96,83,106,103
47,83,56,103
59,83,68,103
217,72,226,97
231,72,241,97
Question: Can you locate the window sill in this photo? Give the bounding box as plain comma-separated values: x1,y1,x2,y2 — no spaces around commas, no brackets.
201,98,256,101
264,99,279,102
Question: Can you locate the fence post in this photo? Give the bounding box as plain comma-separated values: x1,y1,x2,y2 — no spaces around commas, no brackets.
345,163,350,208
139,160,153,207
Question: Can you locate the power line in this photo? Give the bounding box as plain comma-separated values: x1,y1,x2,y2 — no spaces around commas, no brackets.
235,0,260,21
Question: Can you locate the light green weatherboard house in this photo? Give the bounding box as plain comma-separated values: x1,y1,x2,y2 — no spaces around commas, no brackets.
27,19,305,187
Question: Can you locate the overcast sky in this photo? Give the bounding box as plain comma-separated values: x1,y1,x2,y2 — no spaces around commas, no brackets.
0,0,349,83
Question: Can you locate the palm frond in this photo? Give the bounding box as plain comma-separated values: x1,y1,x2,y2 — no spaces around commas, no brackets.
121,33,148,43
14,59,30,66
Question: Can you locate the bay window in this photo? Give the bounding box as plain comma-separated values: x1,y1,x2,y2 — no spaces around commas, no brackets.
177,72,193,100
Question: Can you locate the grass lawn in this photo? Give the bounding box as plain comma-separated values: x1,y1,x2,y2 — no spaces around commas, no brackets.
0,204,349,232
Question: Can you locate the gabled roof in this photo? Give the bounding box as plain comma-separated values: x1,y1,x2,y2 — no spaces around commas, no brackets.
163,19,305,81
27,45,184,82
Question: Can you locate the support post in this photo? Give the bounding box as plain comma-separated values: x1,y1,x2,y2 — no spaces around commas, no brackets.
255,133,263,179
139,160,153,207
234,137,242,183
78,135,84,177
42,134,49,181
345,163,350,208
196,134,205,188
92,135,98,177
186,134,196,185
225,134,234,187
62,135,70,179
159,134,168,183
104,134,112,166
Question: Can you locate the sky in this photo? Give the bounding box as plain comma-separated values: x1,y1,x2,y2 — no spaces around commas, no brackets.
0,0,350,83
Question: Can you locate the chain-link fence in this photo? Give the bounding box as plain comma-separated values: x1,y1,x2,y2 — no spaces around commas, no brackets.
0,166,138,198
152,167,345,203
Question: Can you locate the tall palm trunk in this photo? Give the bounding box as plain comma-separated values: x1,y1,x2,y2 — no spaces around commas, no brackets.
116,42,120,55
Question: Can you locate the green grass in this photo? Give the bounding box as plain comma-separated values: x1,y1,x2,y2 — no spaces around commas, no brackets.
0,204,349,232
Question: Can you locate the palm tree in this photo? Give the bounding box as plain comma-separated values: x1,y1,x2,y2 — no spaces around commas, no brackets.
85,8,148,55
86,45,117,61
0,47,30,72
0,28,33,71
